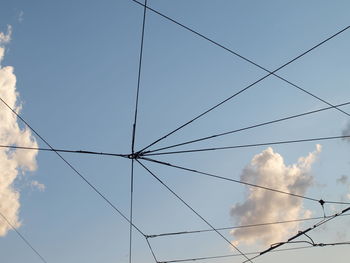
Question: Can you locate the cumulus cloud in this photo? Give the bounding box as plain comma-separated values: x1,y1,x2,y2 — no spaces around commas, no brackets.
342,121,350,142
0,26,38,236
230,145,321,246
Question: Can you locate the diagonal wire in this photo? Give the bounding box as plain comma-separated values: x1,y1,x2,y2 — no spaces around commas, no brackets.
245,205,350,262
0,144,128,158
143,101,350,154
137,159,253,263
0,210,48,263
0,97,146,237
140,157,350,205
146,213,350,239
131,1,350,116
142,135,350,156
132,2,350,153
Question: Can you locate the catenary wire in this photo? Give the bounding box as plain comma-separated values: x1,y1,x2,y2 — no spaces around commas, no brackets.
0,144,128,158
142,135,350,156
140,157,350,205
245,205,350,262
146,213,350,238
130,0,350,119
0,96,146,237
131,2,350,153
143,101,350,154
137,160,253,263
129,1,148,262
0,210,48,263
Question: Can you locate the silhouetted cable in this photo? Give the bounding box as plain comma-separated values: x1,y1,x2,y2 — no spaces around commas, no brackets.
246,205,350,262
130,1,350,118
0,96,145,237
137,160,253,263
131,3,350,153
144,101,350,154
129,1,148,262
143,135,350,156
146,213,350,238
0,144,128,158
140,157,350,205
146,238,159,263
0,210,48,263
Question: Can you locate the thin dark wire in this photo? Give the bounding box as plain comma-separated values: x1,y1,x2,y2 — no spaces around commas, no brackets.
245,206,350,263
129,1,148,262
130,1,350,119
132,3,350,153
143,135,350,156
137,160,253,263
146,238,159,263
146,213,350,238
144,101,350,154
0,144,128,158
158,242,350,263
140,157,350,205
0,96,146,237
0,210,48,263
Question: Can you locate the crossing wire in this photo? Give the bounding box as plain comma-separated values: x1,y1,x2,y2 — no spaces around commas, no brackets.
130,2,350,153
137,160,253,263
0,96,146,237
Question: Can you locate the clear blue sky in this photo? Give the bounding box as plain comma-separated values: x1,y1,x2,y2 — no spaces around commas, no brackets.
0,1,350,262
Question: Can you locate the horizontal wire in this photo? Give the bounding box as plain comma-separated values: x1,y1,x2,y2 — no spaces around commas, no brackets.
0,96,146,237
140,157,350,205
0,144,128,158
137,160,253,263
132,0,350,153
146,213,350,238
143,135,350,156
144,101,350,154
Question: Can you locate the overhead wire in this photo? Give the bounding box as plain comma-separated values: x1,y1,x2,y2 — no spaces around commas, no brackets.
0,210,48,263
0,97,146,238
140,156,350,205
130,1,350,153
143,101,350,154
145,213,350,239
142,135,350,156
129,1,148,262
137,160,253,262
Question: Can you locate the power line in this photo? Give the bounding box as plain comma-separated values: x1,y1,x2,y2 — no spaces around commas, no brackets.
137,160,253,263
144,101,350,154
140,157,350,205
130,1,350,120
0,96,146,237
131,2,350,153
143,135,350,156
0,144,128,158
146,213,350,239
247,205,350,262
129,1,148,262
0,210,48,263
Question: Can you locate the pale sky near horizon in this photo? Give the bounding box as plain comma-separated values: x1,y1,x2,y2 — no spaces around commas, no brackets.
0,1,350,262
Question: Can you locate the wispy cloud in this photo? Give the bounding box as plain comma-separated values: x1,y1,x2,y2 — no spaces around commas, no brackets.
18,11,24,23
230,145,321,246
342,121,350,142
0,26,39,236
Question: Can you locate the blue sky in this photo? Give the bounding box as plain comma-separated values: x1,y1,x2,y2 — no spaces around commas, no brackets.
0,1,350,262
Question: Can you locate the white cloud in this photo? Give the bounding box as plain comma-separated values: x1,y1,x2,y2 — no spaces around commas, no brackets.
230,145,321,246
0,26,38,236
31,180,45,192
18,11,24,23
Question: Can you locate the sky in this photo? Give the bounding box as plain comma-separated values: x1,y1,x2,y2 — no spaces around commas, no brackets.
0,1,350,262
